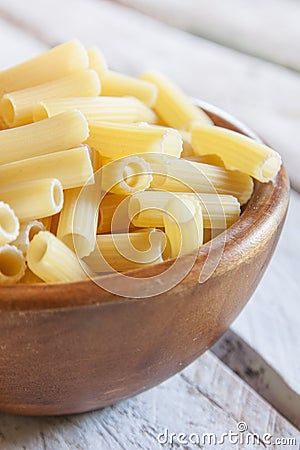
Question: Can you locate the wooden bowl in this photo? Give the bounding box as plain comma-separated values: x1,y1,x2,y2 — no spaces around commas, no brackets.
0,102,289,416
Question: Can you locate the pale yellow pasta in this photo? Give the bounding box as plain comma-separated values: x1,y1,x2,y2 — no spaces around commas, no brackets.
185,154,226,168
0,111,89,165
87,122,183,159
27,231,88,283
191,125,282,182
0,69,100,127
98,195,130,234
83,228,166,273
0,117,7,130
87,47,108,78
57,182,100,258
0,201,20,245
12,220,45,254
163,196,203,258
101,156,153,195
0,245,26,284
19,268,44,284
0,40,88,96
99,71,158,107
39,216,52,231
0,179,63,221
143,154,253,205
140,71,213,130
0,146,94,190
34,96,157,124
129,191,240,229
50,213,60,235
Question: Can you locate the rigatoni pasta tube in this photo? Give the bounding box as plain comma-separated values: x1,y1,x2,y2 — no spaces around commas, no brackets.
0,245,26,284
57,184,100,258
0,40,88,96
0,69,100,127
87,47,108,78
129,191,240,229
27,231,88,283
0,179,64,221
98,195,130,234
100,71,157,107
140,71,213,129
143,154,253,205
101,156,153,195
34,96,157,124
0,146,94,190
0,202,20,245
0,111,89,165
87,122,183,159
191,125,282,182
163,196,203,259
83,229,166,273
12,220,45,254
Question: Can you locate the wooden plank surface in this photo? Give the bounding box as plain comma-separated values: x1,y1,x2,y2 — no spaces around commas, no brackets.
212,329,300,429
117,0,300,71
0,0,299,193
0,352,298,450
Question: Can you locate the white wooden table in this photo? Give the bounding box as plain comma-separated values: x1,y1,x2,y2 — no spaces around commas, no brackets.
0,1,299,448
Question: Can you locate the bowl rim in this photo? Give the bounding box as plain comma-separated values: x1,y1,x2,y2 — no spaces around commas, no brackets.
0,101,290,312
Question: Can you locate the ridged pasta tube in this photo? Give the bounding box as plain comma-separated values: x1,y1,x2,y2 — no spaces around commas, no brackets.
0,146,94,190
0,111,89,165
101,156,153,195
140,71,213,129
0,40,89,96
87,122,183,159
0,179,64,221
129,191,240,229
191,125,282,182
12,220,45,254
143,154,253,205
163,196,203,259
0,201,20,245
0,69,100,127
100,71,158,108
87,47,108,78
0,245,26,284
57,179,101,258
98,195,130,234
27,231,88,283
34,96,157,124
83,228,166,273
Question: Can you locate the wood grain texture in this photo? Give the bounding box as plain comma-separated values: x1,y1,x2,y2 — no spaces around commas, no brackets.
117,0,300,71
0,352,298,450
0,0,299,192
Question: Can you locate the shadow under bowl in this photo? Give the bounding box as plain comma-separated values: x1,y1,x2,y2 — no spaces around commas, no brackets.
0,101,290,415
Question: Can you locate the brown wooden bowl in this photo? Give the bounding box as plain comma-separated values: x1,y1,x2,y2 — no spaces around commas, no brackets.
0,102,289,416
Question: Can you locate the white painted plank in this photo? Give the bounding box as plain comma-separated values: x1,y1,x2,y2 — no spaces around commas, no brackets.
117,0,300,71
212,329,300,429
0,352,298,450
233,189,300,394
0,0,299,192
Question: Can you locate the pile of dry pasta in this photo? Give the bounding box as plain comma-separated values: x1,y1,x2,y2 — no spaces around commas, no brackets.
0,40,282,284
